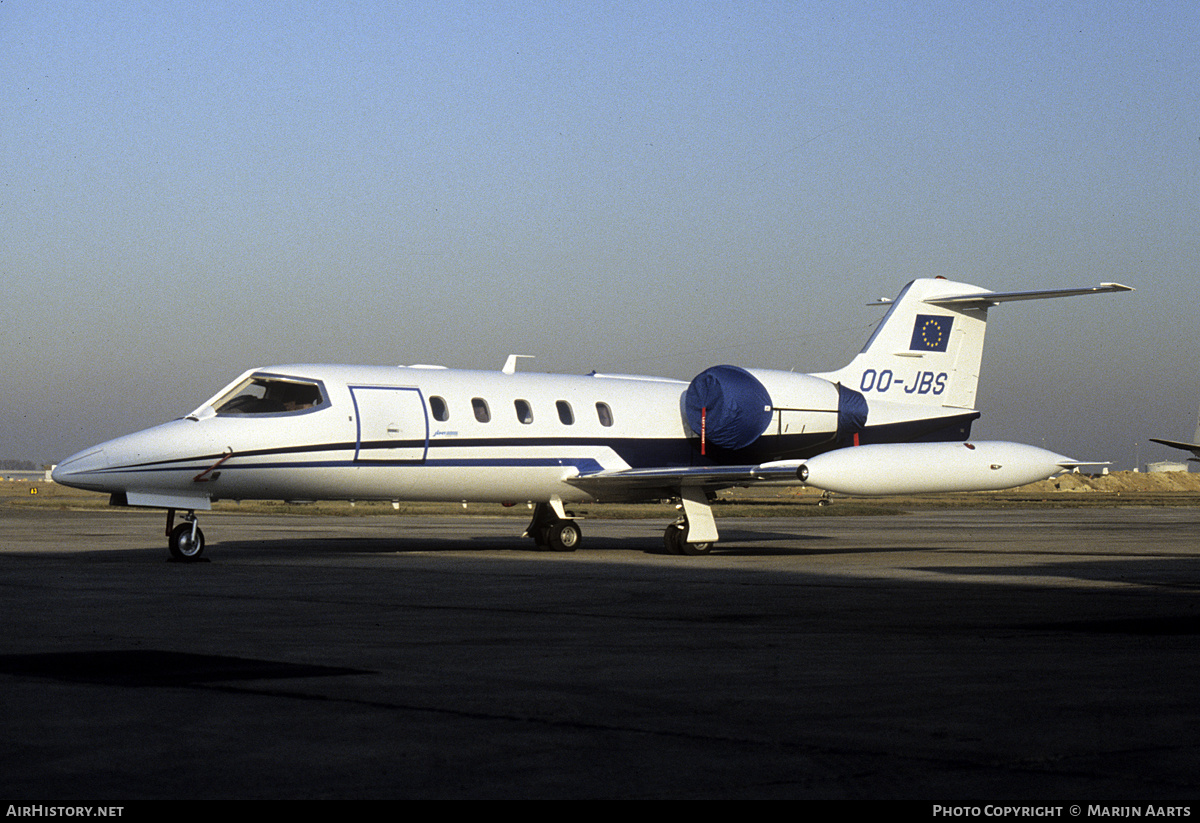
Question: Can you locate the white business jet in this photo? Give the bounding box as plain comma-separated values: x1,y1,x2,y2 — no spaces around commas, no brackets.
53,277,1131,560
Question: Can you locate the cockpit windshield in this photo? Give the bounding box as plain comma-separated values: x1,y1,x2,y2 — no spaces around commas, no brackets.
211,375,325,416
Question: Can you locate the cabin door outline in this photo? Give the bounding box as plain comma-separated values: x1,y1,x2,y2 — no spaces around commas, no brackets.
349,386,429,463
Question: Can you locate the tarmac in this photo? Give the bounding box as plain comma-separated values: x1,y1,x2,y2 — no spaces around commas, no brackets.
2,506,1199,800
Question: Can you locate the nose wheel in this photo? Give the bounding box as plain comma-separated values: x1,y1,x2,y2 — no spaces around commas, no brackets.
168,512,205,561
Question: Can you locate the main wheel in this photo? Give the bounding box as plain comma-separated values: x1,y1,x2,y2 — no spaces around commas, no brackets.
169,522,205,561
545,520,581,552
663,521,712,556
663,522,687,554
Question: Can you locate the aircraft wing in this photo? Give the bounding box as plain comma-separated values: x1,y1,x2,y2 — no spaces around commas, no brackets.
569,441,1083,500
566,462,803,499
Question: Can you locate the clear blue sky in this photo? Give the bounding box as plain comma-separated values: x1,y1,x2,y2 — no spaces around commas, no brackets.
3,1,1197,470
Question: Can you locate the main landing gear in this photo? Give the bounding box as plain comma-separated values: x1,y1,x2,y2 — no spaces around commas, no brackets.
166,509,205,561
525,502,582,552
523,491,721,555
662,488,720,556
663,516,712,555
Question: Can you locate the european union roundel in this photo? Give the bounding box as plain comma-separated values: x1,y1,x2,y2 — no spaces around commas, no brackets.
909,315,953,352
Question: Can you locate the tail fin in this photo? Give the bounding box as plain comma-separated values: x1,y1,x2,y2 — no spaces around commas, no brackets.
815,278,1133,411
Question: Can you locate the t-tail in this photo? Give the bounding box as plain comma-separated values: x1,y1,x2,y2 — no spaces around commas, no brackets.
815,277,1133,411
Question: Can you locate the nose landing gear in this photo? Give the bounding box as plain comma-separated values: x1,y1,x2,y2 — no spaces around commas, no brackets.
166,509,205,561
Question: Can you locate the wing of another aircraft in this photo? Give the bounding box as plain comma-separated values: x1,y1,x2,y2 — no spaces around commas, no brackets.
1149,438,1200,460
1151,400,1200,461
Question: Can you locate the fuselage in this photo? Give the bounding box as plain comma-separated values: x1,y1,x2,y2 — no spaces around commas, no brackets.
51,362,977,507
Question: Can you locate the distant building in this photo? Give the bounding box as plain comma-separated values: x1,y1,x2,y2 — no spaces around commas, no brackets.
1147,460,1190,473
2,471,47,482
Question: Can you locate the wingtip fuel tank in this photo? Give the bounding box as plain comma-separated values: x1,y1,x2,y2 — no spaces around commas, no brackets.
796,441,1075,496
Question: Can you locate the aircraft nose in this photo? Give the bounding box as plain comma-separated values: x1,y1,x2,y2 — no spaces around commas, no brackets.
51,447,110,490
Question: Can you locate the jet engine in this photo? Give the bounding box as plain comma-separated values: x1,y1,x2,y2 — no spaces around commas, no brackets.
684,365,866,453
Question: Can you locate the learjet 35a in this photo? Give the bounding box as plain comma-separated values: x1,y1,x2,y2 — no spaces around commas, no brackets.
53,277,1131,560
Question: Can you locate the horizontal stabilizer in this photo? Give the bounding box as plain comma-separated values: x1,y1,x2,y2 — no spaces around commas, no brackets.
926,282,1133,308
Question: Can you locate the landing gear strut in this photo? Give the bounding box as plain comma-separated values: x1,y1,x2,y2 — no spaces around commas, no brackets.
166,509,205,561
524,502,582,552
661,487,719,556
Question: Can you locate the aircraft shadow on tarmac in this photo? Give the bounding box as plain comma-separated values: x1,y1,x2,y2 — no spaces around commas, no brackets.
916,555,1200,589
206,532,826,558
86,541,1200,592
0,649,371,687
191,523,846,559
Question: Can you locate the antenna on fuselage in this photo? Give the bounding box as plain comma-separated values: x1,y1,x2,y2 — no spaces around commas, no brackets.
502,354,535,374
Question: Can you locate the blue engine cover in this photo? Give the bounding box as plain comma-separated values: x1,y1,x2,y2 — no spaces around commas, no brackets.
837,382,868,437
685,365,774,450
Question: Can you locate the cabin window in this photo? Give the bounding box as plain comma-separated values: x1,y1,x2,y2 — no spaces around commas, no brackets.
430,396,449,422
556,400,574,425
472,397,491,423
514,399,533,424
214,376,324,415
596,402,613,427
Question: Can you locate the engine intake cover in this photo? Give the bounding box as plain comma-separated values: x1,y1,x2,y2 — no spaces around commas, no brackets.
685,365,774,450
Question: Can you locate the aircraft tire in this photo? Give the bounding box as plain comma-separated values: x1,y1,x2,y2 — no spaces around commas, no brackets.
545,520,581,552
678,539,712,556
168,522,205,562
663,521,711,556
663,523,684,554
